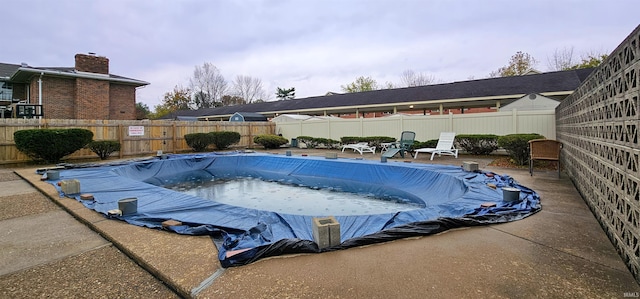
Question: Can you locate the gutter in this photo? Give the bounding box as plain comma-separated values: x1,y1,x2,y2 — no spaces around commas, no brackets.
193,90,576,120
14,67,150,86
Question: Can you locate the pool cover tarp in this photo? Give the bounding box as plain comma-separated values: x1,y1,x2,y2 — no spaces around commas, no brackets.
46,153,540,267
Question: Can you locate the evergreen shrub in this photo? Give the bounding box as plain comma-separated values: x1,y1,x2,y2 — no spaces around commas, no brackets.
497,133,545,165
87,140,121,160
14,128,94,163
254,134,288,149
211,131,241,150
184,133,214,152
455,134,499,155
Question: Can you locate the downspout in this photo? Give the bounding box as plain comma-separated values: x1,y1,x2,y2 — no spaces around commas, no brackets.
38,72,43,121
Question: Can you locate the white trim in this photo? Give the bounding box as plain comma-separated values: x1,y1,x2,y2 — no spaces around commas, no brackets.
15,67,149,85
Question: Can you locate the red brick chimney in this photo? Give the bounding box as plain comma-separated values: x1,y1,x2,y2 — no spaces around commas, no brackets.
75,53,109,74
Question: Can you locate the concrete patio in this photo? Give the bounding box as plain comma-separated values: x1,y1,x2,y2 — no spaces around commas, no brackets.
1,149,638,298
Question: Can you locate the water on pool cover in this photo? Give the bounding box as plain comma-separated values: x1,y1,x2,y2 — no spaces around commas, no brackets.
167,177,423,216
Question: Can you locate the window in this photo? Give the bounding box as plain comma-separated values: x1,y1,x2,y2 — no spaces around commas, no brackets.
0,81,13,101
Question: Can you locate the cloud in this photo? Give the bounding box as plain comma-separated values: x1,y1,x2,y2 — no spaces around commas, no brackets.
4,0,639,109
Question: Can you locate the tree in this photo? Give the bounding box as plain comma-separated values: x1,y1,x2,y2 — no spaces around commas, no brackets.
489,51,538,77
275,87,295,100
149,104,172,120
232,75,267,104
221,95,245,106
341,76,379,93
547,47,576,71
399,70,437,87
383,81,395,89
548,48,607,71
135,102,151,120
152,85,192,119
569,53,608,69
189,62,227,108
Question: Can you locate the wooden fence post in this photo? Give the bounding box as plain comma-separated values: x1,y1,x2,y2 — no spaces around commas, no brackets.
248,123,253,148
118,124,124,159
172,123,177,153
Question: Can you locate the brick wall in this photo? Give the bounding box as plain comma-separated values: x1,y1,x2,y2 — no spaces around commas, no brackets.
109,84,136,120
75,54,109,74
30,77,75,119
19,54,143,120
76,78,109,119
11,84,27,101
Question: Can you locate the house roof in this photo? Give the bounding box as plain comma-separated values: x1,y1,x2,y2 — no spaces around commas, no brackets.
230,112,267,121
166,68,594,120
501,93,560,111
0,63,149,86
0,63,21,79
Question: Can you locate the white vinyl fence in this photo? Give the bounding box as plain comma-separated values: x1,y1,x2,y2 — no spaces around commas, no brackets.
275,109,556,143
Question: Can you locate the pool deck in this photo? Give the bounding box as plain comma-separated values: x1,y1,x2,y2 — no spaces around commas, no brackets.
1,148,639,298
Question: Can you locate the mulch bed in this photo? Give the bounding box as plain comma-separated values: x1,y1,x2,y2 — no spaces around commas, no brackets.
488,156,559,170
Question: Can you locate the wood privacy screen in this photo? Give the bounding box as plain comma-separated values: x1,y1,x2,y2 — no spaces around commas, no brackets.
0,119,275,164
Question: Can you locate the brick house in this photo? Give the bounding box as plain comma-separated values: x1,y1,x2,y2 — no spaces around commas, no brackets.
0,53,149,120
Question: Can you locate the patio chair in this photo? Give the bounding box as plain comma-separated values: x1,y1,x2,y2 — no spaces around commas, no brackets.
341,142,376,155
382,131,416,158
529,139,562,178
413,132,458,160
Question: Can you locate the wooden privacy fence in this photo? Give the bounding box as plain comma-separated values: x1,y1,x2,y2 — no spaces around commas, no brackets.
0,119,275,164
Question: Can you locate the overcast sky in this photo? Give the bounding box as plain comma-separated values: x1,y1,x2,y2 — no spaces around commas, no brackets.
4,0,638,109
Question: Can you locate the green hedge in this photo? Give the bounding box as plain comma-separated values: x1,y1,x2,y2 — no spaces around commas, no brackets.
184,131,241,151
211,131,241,150
314,137,341,149
497,133,545,165
297,136,340,149
411,140,437,150
254,134,288,149
184,133,214,152
14,128,94,163
296,136,318,148
340,136,396,148
455,134,499,155
87,140,121,160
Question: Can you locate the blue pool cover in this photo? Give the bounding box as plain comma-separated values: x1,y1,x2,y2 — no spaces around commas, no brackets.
47,152,540,267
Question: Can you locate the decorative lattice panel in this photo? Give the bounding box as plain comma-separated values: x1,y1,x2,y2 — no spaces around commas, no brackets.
556,25,640,284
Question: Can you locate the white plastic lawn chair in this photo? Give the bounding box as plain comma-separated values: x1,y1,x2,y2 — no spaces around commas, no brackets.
413,132,459,160
341,142,376,155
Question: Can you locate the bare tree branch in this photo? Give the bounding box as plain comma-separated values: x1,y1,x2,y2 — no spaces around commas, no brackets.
189,62,227,108
547,47,575,71
232,75,267,104
399,70,437,87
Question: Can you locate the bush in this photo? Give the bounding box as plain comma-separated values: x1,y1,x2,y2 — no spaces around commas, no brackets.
365,136,397,149
312,137,341,149
296,136,340,149
340,136,396,148
296,136,318,148
87,140,121,160
455,134,499,155
211,131,241,150
14,128,94,163
498,133,545,165
254,134,288,149
411,139,438,150
184,133,214,152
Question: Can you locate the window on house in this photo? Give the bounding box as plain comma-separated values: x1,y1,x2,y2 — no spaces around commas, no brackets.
0,82,13,101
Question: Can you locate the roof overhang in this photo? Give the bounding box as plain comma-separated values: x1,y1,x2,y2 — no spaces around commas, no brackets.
10,67,149,86
194,90,575,120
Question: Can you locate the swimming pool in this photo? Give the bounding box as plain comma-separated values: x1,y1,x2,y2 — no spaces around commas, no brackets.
157,176,425,216
50,152,541,267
